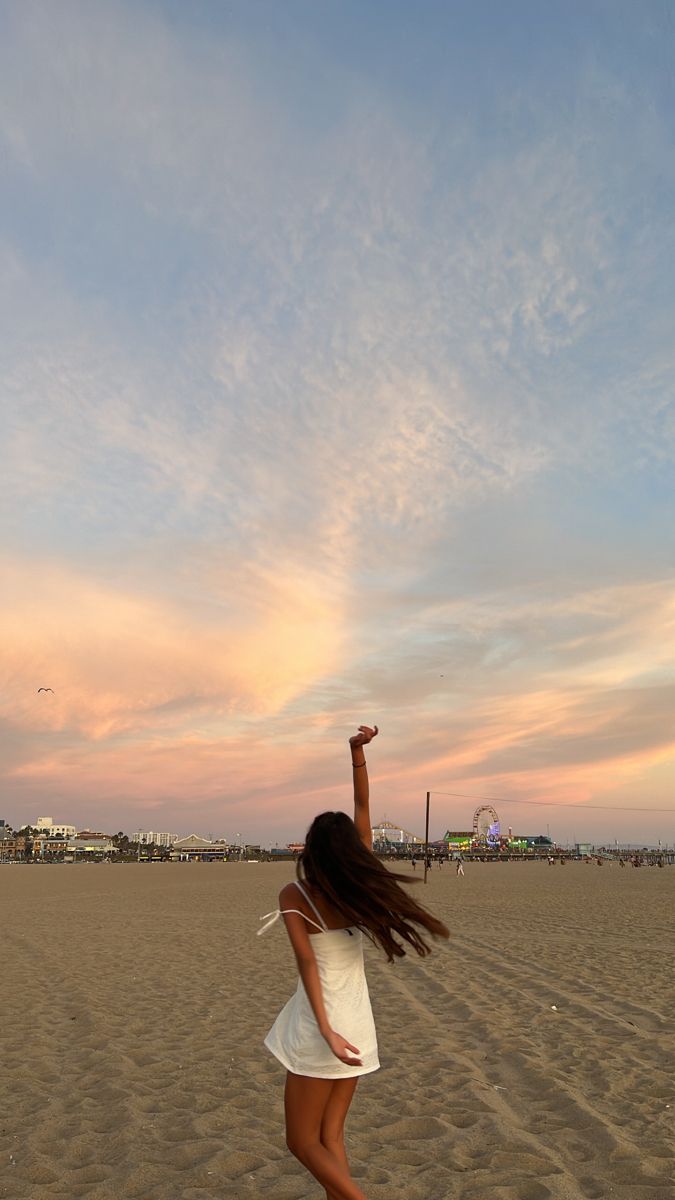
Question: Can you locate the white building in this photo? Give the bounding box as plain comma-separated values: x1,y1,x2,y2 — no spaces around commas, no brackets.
35,816,77,838
72,835,115,855
136,831,179,847
34,834,115,857
170,835,228,861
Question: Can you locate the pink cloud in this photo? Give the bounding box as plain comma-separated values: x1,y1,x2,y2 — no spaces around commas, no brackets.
1,555,345,741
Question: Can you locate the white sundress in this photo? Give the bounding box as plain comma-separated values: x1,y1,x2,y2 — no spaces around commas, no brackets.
259,880,380,1079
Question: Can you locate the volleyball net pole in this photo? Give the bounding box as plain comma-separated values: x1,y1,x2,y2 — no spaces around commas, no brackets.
423,791,430,884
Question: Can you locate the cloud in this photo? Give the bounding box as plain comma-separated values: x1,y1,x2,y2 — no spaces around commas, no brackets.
0,554,345,741
1,2,675,840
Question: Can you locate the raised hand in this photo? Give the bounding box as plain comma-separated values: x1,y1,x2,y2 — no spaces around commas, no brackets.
324,1029,363,1066
350,725,377,849
349,725,379,749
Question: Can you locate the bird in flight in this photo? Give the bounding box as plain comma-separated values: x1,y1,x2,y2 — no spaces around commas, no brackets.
37,687,54,694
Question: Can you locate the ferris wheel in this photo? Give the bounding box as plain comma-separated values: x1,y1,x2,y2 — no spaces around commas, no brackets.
472,804,501,846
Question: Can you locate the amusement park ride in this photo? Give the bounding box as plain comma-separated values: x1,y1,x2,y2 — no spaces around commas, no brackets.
472,804,501,847
442,804,551,855
418,793,555,881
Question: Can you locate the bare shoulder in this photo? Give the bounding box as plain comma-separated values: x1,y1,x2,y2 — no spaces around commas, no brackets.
279,881,300,906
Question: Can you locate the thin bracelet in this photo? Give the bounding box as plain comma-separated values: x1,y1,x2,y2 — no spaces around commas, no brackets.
352,761,367,768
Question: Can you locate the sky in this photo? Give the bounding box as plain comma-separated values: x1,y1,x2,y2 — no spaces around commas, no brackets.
2,0,675,846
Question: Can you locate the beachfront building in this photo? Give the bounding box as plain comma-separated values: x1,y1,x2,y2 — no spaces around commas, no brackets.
445,829,554,852
0,829,26,860
35,816,77,838
508,834,554,850
71,835,116,856
136,831,179,847
32,834,68,857
372,820,424,849
444,830,474,851
170,835,229,862
34,834,117,858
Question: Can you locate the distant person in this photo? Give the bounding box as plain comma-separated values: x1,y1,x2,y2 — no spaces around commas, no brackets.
456,855,465,877
411,855,417,871
258,725,449,1200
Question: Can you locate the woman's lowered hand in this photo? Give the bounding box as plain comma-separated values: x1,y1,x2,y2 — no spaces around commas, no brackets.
324,1029,363,1066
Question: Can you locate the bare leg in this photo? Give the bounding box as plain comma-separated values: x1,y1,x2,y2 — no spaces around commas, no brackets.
284,1073,368,1200
321,1078,359,1200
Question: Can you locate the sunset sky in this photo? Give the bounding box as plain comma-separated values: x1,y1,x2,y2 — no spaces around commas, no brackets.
2,0,675,846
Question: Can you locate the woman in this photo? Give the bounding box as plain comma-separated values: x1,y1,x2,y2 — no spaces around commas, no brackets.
259,726,449,1200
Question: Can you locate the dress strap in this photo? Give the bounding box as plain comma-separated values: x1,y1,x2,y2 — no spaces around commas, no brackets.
293,880,328,930
257,908,325,936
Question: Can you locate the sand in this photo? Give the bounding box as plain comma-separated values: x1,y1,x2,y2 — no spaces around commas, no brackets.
2,859,674,1200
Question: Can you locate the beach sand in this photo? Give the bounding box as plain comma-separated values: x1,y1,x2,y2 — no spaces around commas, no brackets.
2,860,674,1200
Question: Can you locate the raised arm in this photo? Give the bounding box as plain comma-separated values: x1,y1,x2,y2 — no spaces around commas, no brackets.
349,724,378,850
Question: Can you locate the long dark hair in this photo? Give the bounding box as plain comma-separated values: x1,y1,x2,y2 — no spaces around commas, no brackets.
298,811,449,962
